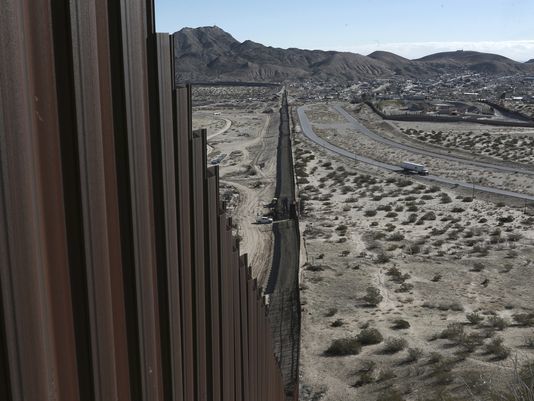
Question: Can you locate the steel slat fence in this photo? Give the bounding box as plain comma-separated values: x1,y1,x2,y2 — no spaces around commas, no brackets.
0,1,286,400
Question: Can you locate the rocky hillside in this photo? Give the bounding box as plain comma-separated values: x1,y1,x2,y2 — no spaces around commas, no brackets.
172,26,534,83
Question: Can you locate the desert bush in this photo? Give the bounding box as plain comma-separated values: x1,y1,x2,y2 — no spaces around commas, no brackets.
471,244,489,256
451,207,465,213
376,389,404,401
395,179,413,188
439,323,465,342
387,266,402,277
325,337,362,356
392,319,410,330
377,204,393,212
306,264,325,272
472,262,486,272
357,328,384,345
386,232,404,241
422,211,437,220
524,336,534,349
508,233,523,242
382,337,408,354
484,337,510,360
507,250,518,258
498,215,514,224
325,308,338,317
359,359,377,374
396,282,414,293
331,319,344,327
404,242,422,255
448,231,459,240
440,193,453,203
363,286,383,306
458,332,484,353
428,352,444,365
375,252,391,264
364,209,377,217
367,231,386,240
406,347,423,362
377,368,397,383
431,273,442,282
354,369,375,387
466,312,484,325
513,313,534,327
430,357,455,380
335,224,348,233
404,213,418,224
488,315,508,331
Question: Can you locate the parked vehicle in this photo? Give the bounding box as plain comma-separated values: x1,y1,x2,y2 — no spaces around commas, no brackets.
401,161,429,175
256,216,273,224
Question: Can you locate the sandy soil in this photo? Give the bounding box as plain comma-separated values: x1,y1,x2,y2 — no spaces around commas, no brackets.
503,101,534,119
395,123,534,165
192,86,281,285
294,107,534,401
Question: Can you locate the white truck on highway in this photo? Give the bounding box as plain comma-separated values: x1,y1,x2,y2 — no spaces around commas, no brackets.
401,161,429,175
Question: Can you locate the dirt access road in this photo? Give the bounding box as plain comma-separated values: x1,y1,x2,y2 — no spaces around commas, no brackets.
192,88,280,284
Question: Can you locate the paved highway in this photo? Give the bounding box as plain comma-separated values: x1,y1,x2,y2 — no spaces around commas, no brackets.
333,104,534,177
297,106,534,202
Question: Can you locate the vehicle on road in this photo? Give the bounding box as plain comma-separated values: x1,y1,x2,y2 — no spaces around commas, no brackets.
263,197,278,208
401,161,429,175
210,153,226,165
256,216,273,224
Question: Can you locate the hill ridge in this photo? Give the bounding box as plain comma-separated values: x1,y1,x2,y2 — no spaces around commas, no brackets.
173,26,534,83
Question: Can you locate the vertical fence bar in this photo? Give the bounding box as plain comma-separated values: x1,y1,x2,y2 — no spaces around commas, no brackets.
94,0,133,399
239,257,250,401
66,1,133,399
115,1,164,399
232,242,243,401
207,167,222,401
1,1,80,400
174,85,195,401
191,129,209,401
150,32,183,401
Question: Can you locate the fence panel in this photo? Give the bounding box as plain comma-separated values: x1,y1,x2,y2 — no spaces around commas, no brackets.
0,1,288,400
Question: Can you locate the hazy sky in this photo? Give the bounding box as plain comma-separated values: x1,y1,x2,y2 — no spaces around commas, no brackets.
155,0,534,61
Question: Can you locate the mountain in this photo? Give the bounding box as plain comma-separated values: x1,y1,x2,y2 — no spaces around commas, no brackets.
526,59,534,64
367,50,441,77
172,26,391,82
415,50,529,74
172,26,534,83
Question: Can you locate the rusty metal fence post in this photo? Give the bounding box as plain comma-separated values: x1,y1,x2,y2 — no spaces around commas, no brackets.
0,1,288,400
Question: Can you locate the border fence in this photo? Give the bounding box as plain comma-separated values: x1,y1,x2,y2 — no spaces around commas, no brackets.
0,1,286,400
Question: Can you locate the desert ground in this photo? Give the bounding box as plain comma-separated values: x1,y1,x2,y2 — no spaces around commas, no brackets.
192,86,281,285
503,101,534,120
295,102,534,401
304,103,534,196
